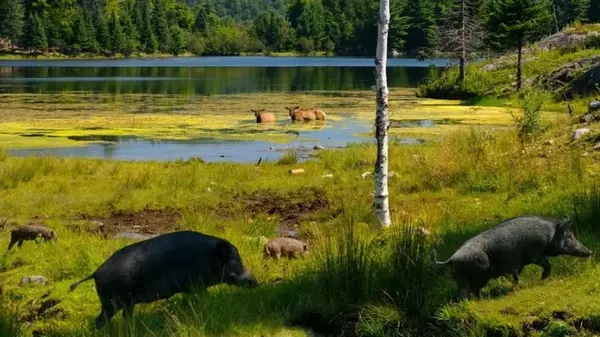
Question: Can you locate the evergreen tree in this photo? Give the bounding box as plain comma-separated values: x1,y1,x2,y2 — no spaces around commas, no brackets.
72,8,98,53
194,1,214,33
590,0,600,22
254,10,288,51
0,0,25,50
550,0,590,31
109,13,125,54
402,0,438,56
486,0,552,91
169,25,185,55
95,14,111,52
389,0,410,54
152,0,171,52
22,12,47,52
138,0,157,53
122,14,140,56
288,0,325,50
44,15,63,50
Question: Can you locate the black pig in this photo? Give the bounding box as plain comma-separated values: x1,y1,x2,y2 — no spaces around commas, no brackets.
69,231,258,329
432,216,592,298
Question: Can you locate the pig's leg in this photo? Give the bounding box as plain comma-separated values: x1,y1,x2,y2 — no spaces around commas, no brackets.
7,238,17,251
95,297,118,329
512,266,523,286
17,240,24,248
122,301,135,320
534,257,551,280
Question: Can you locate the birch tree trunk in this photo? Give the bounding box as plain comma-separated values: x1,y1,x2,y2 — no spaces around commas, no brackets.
374,0,391,228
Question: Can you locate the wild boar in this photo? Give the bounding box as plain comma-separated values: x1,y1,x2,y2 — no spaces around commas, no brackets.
432,216,592,298
8,224,57,251
69,231,258,329
263,237,309,260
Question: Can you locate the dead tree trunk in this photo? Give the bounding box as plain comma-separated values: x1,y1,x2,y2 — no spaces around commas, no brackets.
374,0,392,228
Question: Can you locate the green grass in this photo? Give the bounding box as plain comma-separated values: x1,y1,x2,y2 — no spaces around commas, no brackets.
1,105,599,337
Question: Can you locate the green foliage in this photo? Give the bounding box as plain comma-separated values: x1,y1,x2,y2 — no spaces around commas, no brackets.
152,0,171,53
485,0,552,52
71,8,98,53
110,13,126,55
21,12,47,52
254,10,290,51
552,0,591,31
95,13,111,52
0,0,25,50
121,14,140,56
288,0,326,50
402,0,438,56
511,88,549,142
590,0,600,22
169,25,186,55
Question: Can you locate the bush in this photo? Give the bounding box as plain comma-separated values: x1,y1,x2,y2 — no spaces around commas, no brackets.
511,88,550,142
417,65,487,100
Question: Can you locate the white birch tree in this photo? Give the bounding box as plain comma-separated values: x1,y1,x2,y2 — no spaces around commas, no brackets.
374,0,392,228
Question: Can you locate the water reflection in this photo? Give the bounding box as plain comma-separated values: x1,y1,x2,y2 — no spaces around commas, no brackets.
0,57,445,94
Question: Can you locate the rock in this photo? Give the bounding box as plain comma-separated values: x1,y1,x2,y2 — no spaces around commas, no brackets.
19,276,48,286
594,143,600,151
572,128,590,140
285,130,300,136
219,155,225,158
113,232,158,241
581,114,595,124
361,171,372,179
321,174,334,179
544,140,555,146
590,100,600,112
289,169,305,175
313,145,325,150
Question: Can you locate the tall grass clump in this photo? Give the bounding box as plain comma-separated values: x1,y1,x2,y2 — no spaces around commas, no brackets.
385,226,442,320
315,217,378,307
572,184,600,238
276,149,300,166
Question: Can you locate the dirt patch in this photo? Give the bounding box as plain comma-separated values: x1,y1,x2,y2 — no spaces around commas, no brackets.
21,294,65,323
245,187,330,225
76,207,182,238
217,187,334,235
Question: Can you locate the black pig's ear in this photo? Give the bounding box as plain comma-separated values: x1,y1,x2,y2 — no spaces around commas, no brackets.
216,241,233,260
558,217,572,232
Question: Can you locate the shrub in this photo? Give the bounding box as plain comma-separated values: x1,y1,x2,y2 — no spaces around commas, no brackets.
511,88,550,142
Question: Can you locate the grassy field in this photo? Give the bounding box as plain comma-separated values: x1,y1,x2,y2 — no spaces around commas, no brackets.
0,85,599,337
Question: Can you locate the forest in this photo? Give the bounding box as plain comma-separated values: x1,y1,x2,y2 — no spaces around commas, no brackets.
0,0,599,57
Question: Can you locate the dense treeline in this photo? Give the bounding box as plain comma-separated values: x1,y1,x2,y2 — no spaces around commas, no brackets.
0,0,599,57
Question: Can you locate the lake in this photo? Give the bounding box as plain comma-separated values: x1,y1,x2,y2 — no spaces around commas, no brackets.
0,56,449,94
1,56,448,162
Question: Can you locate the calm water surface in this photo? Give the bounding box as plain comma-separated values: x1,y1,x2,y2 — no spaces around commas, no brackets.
0,56,448,94
2,57,446,162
